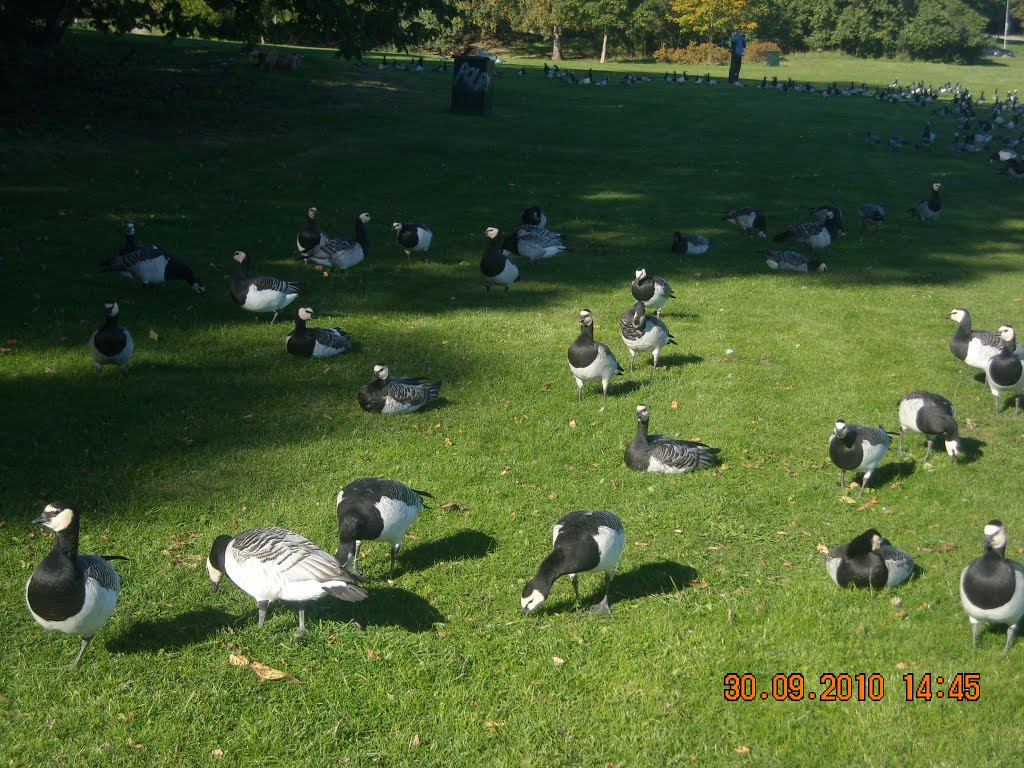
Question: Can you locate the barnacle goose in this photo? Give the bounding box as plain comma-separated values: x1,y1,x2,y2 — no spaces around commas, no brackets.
825,529,914,589
671,232,711,255
481,227,520,291
521,510,625,616
897,390,960,461
960,520,1024,653
948,308,1023,369
568,309,623,405
357,363,441,414
810,204,846,236
985,325,1024,415
722,207,767,238
285,307,353,358
335,478,432,582
207,527,367,639
828,420,891,496
630,267,674,316
908,182,942,223
100,222,205,293
229,251,302,324
773,211,840,249
89,299,133,379
858,204,887,230
760,250,826,273
393,222,433,264
625,404,719,474
297,212,370,276
297,206,328,252
26,502,123,667
506,225,567,265
619,300,676,375
521,206,548,228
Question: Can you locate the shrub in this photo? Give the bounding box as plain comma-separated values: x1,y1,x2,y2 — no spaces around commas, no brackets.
745,41,782,63
898,0,987,63
652,42,729,66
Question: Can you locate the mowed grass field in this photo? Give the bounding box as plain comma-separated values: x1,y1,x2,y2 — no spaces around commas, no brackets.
3,30,1024,766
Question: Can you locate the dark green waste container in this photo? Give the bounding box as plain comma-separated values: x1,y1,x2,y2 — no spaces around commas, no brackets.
451,55,494,115
765,51,781,67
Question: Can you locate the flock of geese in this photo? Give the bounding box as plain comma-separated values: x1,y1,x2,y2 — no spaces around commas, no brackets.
26,59,1024,667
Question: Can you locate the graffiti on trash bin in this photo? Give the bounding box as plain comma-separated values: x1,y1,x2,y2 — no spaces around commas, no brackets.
454,62,490,93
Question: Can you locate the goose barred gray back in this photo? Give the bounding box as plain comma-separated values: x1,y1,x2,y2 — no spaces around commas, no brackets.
357,364,441,414
619,300,675,375
630,267,674,316
285,307,353,358
948,308,1022,369
960,520,1024,653
760,250,826,273
207,527,368,639
568,309,623,405
521,510,625,616
909,182,942,223
773,212,839,249
89,299,133,379
297,206,328,252
229,251,302,324
722,207,767,238
810,204,845,235
671,232,711,255
625,404,719,473
897,390,960,461
336,478,432,582
507,225,566,265
26,502,123,668
985,325,1024,415
826,529,914,589
297,212,370,276
859,204,887,230
828,420,891,496
100,222,205,293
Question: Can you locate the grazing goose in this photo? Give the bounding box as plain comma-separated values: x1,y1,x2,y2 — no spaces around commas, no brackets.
229,251,302,324
206,527,368,639
773,211,840,249
888,135,907,149
723,207,767,238
506,225,567,265
810,204,846,236
335,478,432,582
948,308,1023,369
908,182,942,223
960,520,1024,653
521,510,625,616
671,232,711,255
630,267,675,317
297,212,370,276
393,222,432,263
829,420,891,496
897,390,960,461
89,299,133,379
100,223,205,293
825,529,914,589
864,128,880,146
625,404,719,473
296,206,328,252
285,307,352,358
568,309,623,405
521,206,548,228
858,203,887,230
357,363,441,414
481,226,520,291
26,502,123,668
760,249,826,273
985,325,1024,415
619,300,675,375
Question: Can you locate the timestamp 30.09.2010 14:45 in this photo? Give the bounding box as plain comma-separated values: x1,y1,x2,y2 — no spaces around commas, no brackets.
723,673,981,702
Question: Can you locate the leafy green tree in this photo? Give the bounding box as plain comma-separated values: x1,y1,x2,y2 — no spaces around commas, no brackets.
667,0,757,44
899,0,988,60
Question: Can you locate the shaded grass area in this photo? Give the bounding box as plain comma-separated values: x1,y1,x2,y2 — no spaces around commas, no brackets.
3,30,1024,767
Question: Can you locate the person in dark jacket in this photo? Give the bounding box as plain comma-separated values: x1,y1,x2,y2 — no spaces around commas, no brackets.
728,30,746,83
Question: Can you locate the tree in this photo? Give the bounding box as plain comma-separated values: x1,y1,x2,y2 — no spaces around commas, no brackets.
625,0,686,57
899,0,988,61
563,0,631,63
667,0,757,44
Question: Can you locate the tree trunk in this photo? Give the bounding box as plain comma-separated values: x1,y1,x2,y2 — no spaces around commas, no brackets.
40,0,77,48
551,24,562,61
600,30,608,63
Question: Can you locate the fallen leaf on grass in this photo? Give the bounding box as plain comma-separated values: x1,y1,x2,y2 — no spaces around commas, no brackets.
688,579,709,589
410,734,420,748
540,381,553,391
210,748,224,758
816,543,829,554
228,653,301,683
839,495,858,505
568,419,577,428
366,648,381,661
547,491,558,500
551,656,565,666
670,399,678,409
736,746,750,754
782,561,793,567
856,497,878,511
440,502,466,511
148,329,160,341
484,721,506,729
127,737,145,750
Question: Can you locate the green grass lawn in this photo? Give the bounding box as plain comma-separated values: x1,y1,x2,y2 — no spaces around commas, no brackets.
4,31,1024,766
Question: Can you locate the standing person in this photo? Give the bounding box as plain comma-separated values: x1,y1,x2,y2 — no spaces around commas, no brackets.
728,30,746,83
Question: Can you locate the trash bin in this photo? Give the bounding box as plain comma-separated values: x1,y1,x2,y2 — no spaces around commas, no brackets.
451,55,494,115
765,51,781,67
